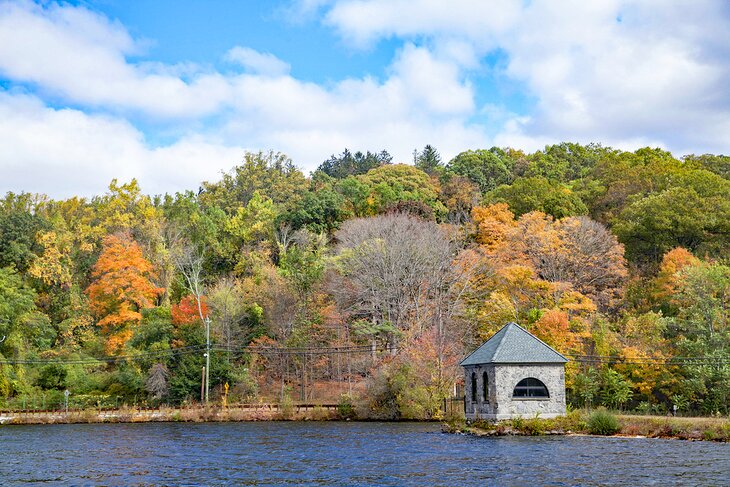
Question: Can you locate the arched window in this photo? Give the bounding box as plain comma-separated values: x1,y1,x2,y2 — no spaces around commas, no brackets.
482,371,489,402
471,372,477,402
513,378,549,398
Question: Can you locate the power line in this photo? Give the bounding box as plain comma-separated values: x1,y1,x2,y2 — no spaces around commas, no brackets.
1,343,726,366
0,345,206,365
568,354,730,365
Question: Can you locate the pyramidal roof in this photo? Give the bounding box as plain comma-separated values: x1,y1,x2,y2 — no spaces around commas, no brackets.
460,322,568,366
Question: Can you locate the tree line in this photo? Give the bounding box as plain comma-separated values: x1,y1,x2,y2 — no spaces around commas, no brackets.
0,143,728,417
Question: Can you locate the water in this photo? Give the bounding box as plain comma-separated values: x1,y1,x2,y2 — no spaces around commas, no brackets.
0,422,728,486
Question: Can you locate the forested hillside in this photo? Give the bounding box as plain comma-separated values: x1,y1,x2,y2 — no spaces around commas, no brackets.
0,143,728,417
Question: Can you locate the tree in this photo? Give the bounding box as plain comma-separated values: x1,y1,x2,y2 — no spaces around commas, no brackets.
207,277,247,352
614,186,730,264
509,213,627,310
200,150,308,213
526,142,611,182
471,203,516,251
0,209,49,272
225,191,278,251
317,149,392,179
278,230,326,307
355,164,446,218
486,177,588,219
331,213,476,370
683,153,730,180
600,369,633,410
446,148,514,193
439,175,480,224
28,231,73,288
280,187,348,234
652,248,700,313
414,145,442,175
171,242,207,323
86,234,163,353
145,363,169,401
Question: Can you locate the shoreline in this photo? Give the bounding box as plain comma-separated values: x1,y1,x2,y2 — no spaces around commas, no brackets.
2,406,728,443
443,412,730,443
0,403,344,425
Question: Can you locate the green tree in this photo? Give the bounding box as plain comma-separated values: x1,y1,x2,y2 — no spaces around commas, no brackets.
355,164,446,218
614,186,730,264
446,148,514,193
527,142,611,182
414,145,443,175
0,210,49,272
486,177,588,218
200,151,307,213
600,369,633,409
316,149,392,179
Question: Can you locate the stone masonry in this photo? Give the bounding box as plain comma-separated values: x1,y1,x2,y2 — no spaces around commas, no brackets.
460,322,568,421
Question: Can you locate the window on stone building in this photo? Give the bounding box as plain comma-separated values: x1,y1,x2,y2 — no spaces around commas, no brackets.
471,372,477,402
513,377,549,398
482,371,488,401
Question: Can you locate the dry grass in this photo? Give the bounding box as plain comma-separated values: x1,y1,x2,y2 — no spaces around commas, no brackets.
618,414,730,441
452,411,729,442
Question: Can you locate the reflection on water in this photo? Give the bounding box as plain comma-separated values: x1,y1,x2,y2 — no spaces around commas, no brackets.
1,421,728,486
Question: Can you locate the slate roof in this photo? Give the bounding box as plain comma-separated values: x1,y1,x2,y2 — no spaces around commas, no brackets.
460,322,568,366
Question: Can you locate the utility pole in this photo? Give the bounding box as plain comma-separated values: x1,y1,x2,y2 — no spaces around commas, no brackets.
204,316,211,404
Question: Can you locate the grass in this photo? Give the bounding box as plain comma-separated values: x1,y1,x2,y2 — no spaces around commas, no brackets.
454,410,729,442
588,409,620,435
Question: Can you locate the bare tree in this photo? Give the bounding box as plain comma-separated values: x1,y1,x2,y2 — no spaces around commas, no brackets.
512,214,627,309
172,241,207,322
331,213,473,352
208,277,246,353
146,363,169,400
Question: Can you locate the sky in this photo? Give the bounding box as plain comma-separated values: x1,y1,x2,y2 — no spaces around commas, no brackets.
1,0,729,197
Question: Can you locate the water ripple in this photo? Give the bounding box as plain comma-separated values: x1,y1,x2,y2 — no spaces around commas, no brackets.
0,422,728,486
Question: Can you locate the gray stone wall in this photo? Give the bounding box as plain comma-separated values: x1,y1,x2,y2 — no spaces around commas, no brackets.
464,363,566,421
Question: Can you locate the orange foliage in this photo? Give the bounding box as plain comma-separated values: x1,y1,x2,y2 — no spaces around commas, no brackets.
86,234,163,353
171,295,209,325
471,203,516,251
531,309,583,355
654,247,700,303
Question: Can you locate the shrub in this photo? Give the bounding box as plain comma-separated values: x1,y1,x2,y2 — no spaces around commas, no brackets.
279,389,294,420
522,417,547,436
588,409,620,435
337,394,356,420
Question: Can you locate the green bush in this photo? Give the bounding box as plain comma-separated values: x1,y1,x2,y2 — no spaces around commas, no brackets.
337,394,356,420
279,388,294,420
588,409,620,435
522,417,547,436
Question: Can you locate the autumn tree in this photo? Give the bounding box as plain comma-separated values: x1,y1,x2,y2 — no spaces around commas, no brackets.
510,213,627,310
86,234,163,353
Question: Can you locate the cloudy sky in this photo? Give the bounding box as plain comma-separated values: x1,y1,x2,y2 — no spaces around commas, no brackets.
1,0,729,197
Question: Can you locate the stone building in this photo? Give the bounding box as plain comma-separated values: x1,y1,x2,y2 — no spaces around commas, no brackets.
460,322,568,421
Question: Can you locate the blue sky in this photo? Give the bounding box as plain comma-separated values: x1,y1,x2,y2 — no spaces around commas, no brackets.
0,0,729,197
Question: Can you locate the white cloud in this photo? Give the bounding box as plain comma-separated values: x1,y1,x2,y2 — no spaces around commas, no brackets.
225,47,291,77
0,3,489,196
3,0,728,199
0,1,232,118
318,0,730,155
0,91,244,197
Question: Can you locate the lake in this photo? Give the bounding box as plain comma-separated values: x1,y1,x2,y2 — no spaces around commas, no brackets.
1,422,728,486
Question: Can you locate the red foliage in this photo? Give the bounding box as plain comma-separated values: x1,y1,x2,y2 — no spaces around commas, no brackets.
171,295,209,325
